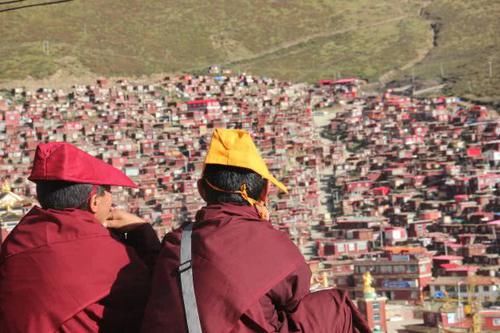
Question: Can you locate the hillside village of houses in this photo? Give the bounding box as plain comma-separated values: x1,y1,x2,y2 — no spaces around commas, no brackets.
0,73,499,332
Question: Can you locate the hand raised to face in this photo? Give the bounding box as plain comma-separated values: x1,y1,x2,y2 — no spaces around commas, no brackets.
104,209,147,232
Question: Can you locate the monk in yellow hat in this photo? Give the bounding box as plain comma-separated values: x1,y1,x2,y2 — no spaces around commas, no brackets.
142,129,370,333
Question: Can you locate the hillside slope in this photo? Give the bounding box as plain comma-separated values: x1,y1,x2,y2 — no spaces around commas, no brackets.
0,0,498,102
414,0,500,101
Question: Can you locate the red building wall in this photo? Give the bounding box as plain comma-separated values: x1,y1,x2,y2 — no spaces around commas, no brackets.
357,298,387,332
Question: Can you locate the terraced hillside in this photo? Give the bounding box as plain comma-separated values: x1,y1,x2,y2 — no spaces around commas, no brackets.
0,0,499,102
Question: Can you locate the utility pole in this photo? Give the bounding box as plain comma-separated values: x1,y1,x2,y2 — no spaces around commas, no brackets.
457,281,464,321
492,225,497,248
42,40,50,55
488,59,493,78
440,64,445,78
379,228,384,248
411,68,415,96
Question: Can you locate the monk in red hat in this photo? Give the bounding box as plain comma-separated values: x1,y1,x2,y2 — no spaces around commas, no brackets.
0,142,160,333
142,129,371,333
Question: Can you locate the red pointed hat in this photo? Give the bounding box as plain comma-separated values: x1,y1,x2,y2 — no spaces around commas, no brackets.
28,142,137,188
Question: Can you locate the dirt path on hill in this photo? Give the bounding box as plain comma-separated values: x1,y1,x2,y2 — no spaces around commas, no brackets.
223,15,409,67
378,1,435,85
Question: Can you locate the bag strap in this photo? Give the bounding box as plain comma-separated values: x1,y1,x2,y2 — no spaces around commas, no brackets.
179,223,203,333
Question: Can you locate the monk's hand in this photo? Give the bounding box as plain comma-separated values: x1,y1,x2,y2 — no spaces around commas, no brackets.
105,209,147,231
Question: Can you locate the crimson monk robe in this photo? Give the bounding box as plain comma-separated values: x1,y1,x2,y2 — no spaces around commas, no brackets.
142,129,371,333
0,142,161,333
0,207,159,332
142,203,371,333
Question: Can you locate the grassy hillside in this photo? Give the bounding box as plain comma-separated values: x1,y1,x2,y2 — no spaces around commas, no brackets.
0,1,430,77
0,0,498,102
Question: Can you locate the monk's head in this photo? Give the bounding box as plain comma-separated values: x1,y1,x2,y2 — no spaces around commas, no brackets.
35,181,113,222
199,128,288,219
28,142,137,224
197,164,269,205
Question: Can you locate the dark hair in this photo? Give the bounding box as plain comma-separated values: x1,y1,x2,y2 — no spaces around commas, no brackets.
36,181,106,210
201,164,267,205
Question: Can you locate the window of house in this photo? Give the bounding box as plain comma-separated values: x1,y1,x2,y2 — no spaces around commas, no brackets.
434,286,441,292
393,265,405,273
358,242,367,250
408,265,418,273
483,286,489,292
348,243,355,251
380,265,392,273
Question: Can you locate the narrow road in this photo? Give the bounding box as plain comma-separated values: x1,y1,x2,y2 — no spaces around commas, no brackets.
223,15,409,67
378,1,436,85
312,109,342,219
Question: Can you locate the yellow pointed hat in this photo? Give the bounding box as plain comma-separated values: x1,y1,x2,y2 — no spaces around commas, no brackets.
204,128,288,193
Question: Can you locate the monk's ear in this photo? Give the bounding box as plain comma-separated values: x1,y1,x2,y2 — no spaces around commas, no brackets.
259,181,270,202
88,194,99,213
197,179,207,202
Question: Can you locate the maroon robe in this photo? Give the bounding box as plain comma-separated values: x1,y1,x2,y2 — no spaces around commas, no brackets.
142,203,371,333
0,207,160,333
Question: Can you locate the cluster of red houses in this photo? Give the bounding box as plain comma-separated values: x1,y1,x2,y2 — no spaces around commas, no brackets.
304,89,499,332
0,74,329,239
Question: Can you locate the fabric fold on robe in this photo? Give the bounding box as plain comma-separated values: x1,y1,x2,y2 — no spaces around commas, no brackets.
0,206,159,333
142,203,371,333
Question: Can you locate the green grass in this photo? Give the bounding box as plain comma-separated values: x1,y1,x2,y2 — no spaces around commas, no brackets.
0,0,499,102
229,15,430,82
